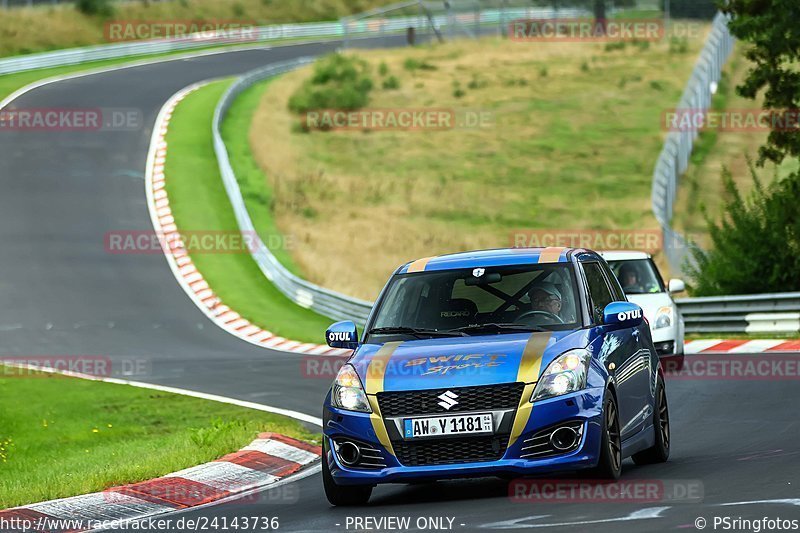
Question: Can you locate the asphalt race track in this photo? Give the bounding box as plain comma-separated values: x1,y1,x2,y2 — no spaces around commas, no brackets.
0,37,798,532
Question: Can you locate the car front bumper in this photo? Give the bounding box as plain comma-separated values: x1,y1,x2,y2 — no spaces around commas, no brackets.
323,386,605,486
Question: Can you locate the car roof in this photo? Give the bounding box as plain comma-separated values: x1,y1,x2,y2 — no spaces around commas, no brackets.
598,250,652,261
398,247,594,274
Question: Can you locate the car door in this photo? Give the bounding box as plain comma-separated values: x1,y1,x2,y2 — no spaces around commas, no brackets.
582,261,650,440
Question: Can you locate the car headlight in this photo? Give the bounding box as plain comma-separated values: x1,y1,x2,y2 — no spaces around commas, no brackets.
531,349,591,402
655,306,673,329
331,364,372,413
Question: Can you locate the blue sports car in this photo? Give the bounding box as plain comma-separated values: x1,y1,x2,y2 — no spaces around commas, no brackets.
322,247,670,505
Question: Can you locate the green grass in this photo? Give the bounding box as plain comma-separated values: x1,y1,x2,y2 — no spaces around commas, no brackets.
164,80,333,343
0,370,318,509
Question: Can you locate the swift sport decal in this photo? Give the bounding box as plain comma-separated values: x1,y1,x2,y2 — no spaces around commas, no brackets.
404,353,509,376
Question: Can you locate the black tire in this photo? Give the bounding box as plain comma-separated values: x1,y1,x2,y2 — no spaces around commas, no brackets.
632,376,670,465
322,444,373,506
589,390,622,479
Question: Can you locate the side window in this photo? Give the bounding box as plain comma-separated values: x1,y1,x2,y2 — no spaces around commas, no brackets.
582,262,614,324
604,263,627,301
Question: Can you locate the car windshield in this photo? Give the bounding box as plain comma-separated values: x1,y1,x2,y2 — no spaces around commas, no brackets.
607,259,665,294
368,264,581,339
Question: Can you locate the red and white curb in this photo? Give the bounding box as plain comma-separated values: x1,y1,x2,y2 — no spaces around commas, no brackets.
684,339,800,354
145,83,349,358
0,433,320,531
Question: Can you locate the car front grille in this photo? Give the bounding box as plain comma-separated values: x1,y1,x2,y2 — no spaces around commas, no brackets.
394,434,510,466
377,382,525,417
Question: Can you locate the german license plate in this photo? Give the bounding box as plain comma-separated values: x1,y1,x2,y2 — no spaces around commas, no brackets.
403,413,493,439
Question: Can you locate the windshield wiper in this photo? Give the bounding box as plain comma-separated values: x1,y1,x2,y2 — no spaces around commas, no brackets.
367,327,467,338
447,323,549,335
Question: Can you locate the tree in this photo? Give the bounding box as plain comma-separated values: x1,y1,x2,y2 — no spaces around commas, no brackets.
720,0,800,166
688,1,800,295
687,161,800,295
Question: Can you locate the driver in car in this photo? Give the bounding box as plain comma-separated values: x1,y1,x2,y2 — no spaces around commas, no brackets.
619,264,644,293
527,282,562,319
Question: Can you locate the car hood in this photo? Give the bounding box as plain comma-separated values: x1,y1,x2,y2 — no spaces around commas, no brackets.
350,329,591,392
626,292,674,324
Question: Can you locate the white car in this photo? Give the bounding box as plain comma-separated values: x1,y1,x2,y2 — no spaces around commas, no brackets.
599,251,686,363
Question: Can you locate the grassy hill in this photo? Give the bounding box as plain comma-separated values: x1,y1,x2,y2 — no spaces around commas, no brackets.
245,31,710,300
0,0,396,57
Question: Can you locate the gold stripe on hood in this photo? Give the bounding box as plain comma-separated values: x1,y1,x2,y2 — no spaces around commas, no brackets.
510,331,552,447
365,341,401,395
365,341,402,456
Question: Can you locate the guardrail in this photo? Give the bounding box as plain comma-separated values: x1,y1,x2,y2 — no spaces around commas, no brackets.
0,7,569,76
651,12,736,275
677,292,800,334
212,57,375,324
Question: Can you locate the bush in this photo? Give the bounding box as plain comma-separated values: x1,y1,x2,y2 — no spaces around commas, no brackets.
378,62,389,76
382,75,400,90
75,0,114,16
605,41,626,52
288,54,374,114
688,163,800,295
403,58,437,72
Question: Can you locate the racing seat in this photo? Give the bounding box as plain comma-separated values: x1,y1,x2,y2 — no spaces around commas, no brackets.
419,298,478,330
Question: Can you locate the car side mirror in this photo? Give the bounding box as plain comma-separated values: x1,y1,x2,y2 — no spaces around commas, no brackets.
326,320,359,350
603,302,644,329
668,279,686,293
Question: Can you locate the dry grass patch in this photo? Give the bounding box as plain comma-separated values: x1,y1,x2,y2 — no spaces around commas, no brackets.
250,32,710,300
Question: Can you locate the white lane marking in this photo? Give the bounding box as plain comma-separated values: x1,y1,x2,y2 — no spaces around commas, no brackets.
479,507,671,529
166,461,280,492
242,439,319,465
28,493,173,521
1,361,322,426
721,499,800,507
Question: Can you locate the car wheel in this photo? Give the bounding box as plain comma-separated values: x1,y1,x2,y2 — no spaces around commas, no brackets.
590,390,622,479
322,443,373,506
632,376,670,465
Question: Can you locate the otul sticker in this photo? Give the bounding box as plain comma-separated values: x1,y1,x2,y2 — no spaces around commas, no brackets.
617,309,642,322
